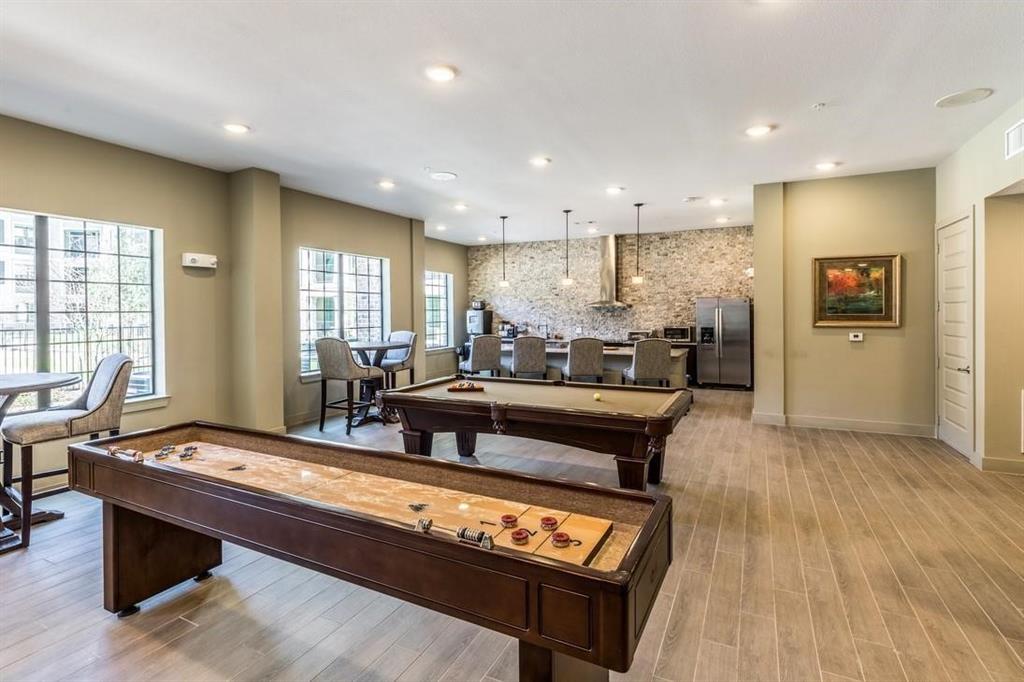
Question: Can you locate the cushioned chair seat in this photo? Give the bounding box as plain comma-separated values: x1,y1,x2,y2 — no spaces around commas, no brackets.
1,410,88,445
380,358,411,371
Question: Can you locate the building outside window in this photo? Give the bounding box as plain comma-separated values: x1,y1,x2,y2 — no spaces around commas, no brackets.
0,209,160,412
424,270,453,350
299,247,389,373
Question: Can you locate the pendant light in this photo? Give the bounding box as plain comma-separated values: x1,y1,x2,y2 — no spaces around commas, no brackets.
631,202,645,284
561,209,574,286
498,216,510,287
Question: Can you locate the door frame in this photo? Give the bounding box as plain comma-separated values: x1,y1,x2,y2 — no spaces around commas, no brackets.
934,208,976,462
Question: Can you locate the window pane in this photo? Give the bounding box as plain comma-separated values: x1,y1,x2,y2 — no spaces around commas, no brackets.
120,256,151,284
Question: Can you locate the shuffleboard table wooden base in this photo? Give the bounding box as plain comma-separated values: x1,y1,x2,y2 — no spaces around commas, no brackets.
68,422,673,682
378,375,693,491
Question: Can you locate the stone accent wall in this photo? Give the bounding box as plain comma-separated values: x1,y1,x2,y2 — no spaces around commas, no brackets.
467,226,753,339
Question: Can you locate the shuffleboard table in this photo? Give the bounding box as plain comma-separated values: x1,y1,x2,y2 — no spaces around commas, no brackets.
377,375,693,491
68,422,673,682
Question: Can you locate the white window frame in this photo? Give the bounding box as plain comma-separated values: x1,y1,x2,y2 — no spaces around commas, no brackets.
424,270,454,351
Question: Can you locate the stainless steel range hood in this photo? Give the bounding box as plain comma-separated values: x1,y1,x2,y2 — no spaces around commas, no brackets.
586,235,631,310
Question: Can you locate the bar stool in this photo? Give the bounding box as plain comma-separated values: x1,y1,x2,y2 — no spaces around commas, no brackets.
315,337,384,435
458,334,502,376
622,338,672,387
563,337,604,383
511,336,547,378
381,330,417,388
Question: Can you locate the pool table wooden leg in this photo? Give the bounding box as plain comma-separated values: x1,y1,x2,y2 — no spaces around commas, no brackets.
518,640,608,682
103,502,222,616
455,431,477,457
401,429,434,457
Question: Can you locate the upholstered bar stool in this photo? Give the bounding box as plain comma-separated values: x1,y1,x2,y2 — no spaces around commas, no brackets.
1,353,133,550
458,334,502,376
511,336,547,378
381,330,417,388
315,337,385,435
622,338,672,387
563,337,605,383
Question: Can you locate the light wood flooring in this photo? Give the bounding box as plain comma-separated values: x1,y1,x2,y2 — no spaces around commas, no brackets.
4,389,1024,681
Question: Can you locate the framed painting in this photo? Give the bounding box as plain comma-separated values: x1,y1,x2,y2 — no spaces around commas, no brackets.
813,254,901,327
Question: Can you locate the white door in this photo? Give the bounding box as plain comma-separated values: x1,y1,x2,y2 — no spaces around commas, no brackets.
937,214,974,457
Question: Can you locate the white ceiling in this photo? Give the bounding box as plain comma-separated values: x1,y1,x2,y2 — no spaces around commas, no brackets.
1,1,1021,245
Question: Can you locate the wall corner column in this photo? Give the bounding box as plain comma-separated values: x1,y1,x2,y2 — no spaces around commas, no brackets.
752,182,786,424
410,219,427,385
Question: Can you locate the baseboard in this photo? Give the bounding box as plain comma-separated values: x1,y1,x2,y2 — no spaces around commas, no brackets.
785,413,935,437
751,411,786,426
284,410,319,428
981,456,1024,475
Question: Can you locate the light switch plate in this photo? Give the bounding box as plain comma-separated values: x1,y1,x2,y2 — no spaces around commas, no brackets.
849,331,864,342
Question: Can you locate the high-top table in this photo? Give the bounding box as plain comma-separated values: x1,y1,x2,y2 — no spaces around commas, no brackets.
347,341,411,427
0,372,81,552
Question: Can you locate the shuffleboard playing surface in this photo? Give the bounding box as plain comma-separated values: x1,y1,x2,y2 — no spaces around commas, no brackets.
144,442,627,569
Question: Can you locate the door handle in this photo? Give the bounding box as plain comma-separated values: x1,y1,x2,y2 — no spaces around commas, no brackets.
955,365,971,374
715,307,722,358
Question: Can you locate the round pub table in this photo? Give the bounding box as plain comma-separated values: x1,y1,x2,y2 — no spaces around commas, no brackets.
347,341,410,427
0,372,81,553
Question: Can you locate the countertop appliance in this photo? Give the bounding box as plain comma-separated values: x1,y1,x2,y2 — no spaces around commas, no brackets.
471,300,487,310
626,330,654,342
663,326,693,342
696,297,752,387
466,309,493,336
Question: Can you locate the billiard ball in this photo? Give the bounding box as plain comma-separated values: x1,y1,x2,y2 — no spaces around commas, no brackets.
593,392,602,401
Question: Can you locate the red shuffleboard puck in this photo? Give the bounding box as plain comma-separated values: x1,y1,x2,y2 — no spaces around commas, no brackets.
540,516,559,531
551,531,571,548
500,514,518,528
510,529,530,545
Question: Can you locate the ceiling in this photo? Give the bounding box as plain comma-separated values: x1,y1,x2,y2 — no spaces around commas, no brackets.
1,1,1020,245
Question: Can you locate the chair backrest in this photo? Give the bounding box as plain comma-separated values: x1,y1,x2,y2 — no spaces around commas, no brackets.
629,338,672,380
567,337,604,377
84,353,133,413
385,330,416,362
315,337,366,380
469,334,502,371
512,336,547,374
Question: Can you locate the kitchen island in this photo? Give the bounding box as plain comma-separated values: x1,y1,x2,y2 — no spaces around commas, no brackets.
498,340,689,387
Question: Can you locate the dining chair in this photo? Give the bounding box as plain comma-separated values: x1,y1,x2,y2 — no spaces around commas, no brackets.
381,331,417,389
564,337,605,383
1,353,133,550
315,337,384,435
511,336,547,378
458,334,502,376
622,338,672,387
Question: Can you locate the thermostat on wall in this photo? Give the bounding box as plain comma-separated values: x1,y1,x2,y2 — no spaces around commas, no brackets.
182,253,218,269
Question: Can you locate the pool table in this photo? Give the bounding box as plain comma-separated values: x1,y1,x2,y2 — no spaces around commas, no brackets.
68,422,673,681
377,375,693,491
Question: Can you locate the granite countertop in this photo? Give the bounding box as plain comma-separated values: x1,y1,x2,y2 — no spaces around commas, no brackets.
499,342,687,358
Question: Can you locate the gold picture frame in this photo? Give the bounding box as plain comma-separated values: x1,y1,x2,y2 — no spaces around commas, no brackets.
812,254,901,327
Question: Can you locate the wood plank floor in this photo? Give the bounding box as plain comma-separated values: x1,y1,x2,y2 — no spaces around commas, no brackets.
4,389,1024,681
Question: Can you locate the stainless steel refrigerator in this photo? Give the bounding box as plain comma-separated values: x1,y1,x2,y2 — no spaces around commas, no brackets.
696,297,752,387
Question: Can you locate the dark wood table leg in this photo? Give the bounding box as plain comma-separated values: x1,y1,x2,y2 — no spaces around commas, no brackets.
0,443,64,551
455,431,477,457
400,429,434,457
350,378,386,428
103,502,222,616
518,641,608,682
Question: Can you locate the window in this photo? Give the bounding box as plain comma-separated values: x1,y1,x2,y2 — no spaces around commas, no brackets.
0,209,160,412
424,270,453,350
299,247,389,373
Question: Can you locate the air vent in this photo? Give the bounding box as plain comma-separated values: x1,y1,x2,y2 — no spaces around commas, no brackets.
1007,119,1024,160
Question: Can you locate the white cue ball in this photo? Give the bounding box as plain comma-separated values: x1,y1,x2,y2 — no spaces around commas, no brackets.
593,392,602,401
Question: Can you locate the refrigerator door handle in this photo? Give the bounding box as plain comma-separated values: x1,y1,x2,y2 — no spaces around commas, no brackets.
715,307,722,358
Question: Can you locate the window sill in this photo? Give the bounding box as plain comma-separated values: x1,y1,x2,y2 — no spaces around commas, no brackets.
124,394,170,414
426,347,456,355
299,372,321,385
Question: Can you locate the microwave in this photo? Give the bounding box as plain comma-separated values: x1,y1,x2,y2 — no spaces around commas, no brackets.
663,326,693,342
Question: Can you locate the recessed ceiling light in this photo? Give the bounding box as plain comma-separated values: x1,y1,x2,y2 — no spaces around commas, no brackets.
477,236,487,241
530,156,552,167
815,161,839,171
715,216,730,224
428,170,458,181
745,124,774,137
605,186,625,195
587,226,599,234
223,123,250,134
682,196,702,203
425,64,458,82
377,179,395,190
454,203,468,211
935,88,994,108
709,197,727,207
435,224,447,231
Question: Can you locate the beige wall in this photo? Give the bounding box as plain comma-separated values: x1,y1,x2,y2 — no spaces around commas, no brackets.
0,115,234,473
279,188,421,426
984,194,1024,462
753,168,937,435
752,183,786,423
936,98,1024,468
424,237,468,378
